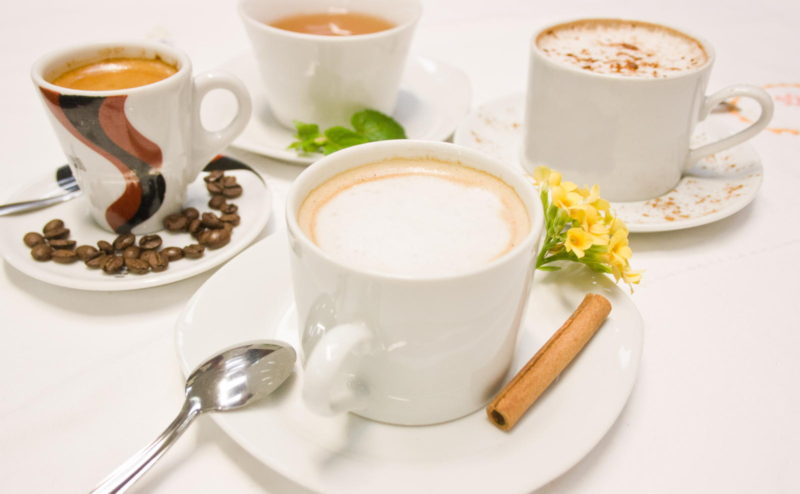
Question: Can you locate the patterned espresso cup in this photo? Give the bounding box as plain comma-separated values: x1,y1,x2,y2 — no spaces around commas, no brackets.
32,41,252,234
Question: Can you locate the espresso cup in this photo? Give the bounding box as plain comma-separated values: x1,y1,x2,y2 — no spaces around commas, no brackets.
239,0,421,129
285,140,543,425
32,41,252,234
522,18,774,202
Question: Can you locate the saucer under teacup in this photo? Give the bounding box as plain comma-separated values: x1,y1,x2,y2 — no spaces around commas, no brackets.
176,229,643,494
0,156,272,291
202,53,471,164
454,93,764,233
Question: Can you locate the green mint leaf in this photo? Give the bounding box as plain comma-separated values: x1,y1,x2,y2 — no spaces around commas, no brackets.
294,121,320,141
288,121,324,154
351,109,406,141
324,126,370,149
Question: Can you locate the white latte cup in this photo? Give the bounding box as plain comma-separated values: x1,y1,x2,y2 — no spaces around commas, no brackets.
285,141,543,425
522,18,774,202
32,41,252,234
239,0,421,129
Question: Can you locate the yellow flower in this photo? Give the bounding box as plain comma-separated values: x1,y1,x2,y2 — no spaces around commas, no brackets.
552,183,583,210
571,206,610,245
565,227,593,258
532,166,562,188
607,229,633,265
622,268,642,285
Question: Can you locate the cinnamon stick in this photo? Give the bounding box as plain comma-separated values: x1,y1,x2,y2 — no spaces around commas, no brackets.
486,293,612,431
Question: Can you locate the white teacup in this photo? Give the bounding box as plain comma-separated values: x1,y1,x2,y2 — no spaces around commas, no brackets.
239,0,421,129
522,18,774,202
32,41,252,234
286,141,544,425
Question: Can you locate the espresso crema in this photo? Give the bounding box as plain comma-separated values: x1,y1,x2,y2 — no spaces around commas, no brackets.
297,158,530,277
537,19,708,78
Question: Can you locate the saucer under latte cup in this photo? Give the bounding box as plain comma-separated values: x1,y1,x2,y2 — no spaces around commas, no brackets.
31,41,252,234
521,18,774,202
285,141,544,426
239,0,421,129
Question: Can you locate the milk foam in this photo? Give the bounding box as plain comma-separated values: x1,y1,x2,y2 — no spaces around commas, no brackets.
537,19,707,78
297,159,530,277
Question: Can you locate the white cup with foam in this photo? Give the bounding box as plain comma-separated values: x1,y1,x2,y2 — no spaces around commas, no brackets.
286,140,544,425
522,18,774,202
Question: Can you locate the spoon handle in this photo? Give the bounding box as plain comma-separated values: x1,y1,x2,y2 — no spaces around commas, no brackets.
90,398,200,494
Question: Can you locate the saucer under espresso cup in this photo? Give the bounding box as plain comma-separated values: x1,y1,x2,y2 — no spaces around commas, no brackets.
31,41,252,234
286,141,544,425
239,0,421,129
521,18,774,202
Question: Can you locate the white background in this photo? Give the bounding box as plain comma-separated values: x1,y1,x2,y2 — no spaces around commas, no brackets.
1,0,798,493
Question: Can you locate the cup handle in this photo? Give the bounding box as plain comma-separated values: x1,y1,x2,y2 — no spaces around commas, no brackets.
686,84,774,167
302,322,371,416
188,70,252,182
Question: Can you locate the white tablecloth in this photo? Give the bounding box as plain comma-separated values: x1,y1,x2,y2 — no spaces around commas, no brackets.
2,1,798,493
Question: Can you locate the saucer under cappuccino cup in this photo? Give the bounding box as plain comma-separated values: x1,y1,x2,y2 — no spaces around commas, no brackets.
522,18,774,202
286,141,543,425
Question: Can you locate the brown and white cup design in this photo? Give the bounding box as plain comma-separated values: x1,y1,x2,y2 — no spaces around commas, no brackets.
32,41,252,234
521,19,774,202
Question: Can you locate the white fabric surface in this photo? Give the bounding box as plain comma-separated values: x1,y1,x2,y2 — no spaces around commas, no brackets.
1,0,798,493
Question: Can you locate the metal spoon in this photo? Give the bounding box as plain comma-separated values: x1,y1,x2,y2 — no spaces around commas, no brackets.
90,340,297,494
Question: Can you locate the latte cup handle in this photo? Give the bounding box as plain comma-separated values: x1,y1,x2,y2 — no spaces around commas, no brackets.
687,84,773,167
302,322,371,416
188,70,252,182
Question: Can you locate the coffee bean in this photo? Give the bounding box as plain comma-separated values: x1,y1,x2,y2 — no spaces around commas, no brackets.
139,234,163,250
220,213,241,226
23,232,45,247
201,212,224,229
208,195,226,209
139,250,157,263
191,227,206,240
199,228,231,249
220,203,238,214
163,213,188,232
43,219,64,233
204,170,224,183
113,233,135,251
187,218,202,235
221,175,237,188
161,246,184,261
97,240,114,254
31,244,53,261
122,246,141,259
125,257,150,274
206,182,223,194
49,238,77,249
183,244,205,259
52,249,78,264
44,227,70,239
76,245,100,261
102,255,124,274
85,254,108,269
222,185,243,198
147,252,169,272
182,207,200,220
221,223,234,235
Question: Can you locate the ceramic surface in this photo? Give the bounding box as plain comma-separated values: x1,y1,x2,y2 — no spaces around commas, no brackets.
455,93,764,232
175,230,644,494
0,157,271,291
32,41,251,234
203,53,471,164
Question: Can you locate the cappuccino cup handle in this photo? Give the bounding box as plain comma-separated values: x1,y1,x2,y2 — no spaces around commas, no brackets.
302,322,371,416
187,70,252,182
687,84,774,167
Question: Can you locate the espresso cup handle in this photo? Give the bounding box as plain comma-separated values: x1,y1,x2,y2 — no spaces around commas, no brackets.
188,70,252,182
302,322,371,416
687,84,773,167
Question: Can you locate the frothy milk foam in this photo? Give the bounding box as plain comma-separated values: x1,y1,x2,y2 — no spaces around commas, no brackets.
537,19,707,78
298,158,530,277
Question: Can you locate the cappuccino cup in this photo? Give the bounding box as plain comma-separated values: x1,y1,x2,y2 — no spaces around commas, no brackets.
239,0,421,129
286,141,543,425
522,19,774,202
32,41,252,234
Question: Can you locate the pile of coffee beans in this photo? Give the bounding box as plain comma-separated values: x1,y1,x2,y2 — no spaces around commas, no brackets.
22,170,244,276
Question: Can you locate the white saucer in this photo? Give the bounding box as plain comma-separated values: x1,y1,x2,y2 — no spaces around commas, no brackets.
205,53,471,164
175,230,643,494
454,93,764,233
0,157,272,291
